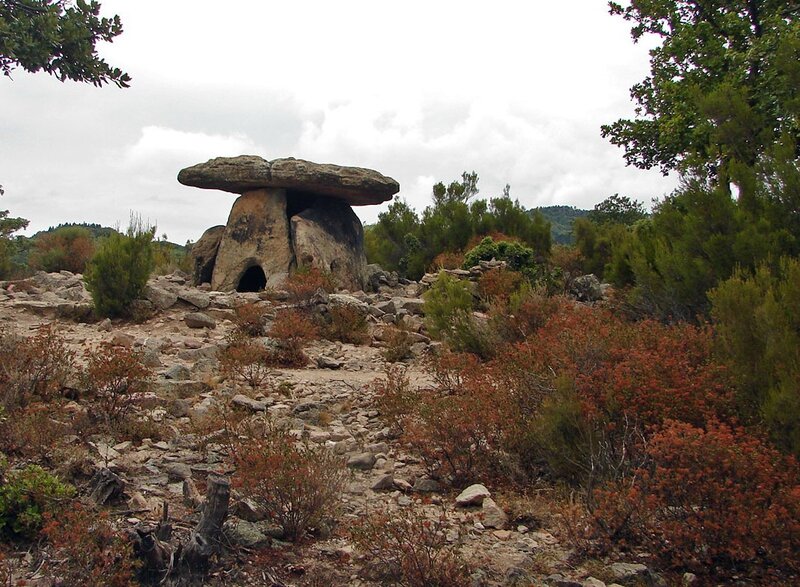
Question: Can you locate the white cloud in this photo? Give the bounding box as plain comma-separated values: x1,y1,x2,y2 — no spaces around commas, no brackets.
120,126,262,169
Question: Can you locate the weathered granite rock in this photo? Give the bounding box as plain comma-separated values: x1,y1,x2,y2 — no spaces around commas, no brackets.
191,225,225,285
211,189,295,291
290,199,367,291
178,156,399,206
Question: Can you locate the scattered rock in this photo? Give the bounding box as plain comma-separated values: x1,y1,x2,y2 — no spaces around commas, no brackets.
456,483,491,507
184,312,216,329
481,497,508,529
346,452,376,470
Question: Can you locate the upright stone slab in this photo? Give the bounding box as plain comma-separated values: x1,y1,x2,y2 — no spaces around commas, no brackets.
211,189,294,291
191,225,225,285
290,199,367,291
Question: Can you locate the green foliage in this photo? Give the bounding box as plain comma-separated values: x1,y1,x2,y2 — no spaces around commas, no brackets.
587,194,646,226
463,237,535,273
365,173,551,279
0,465,74,541
0,0,130,87
710,258,800,454
603,0,800,179
0,189,28,279
422,272,473,341
83,217,155,318
533,205,589,245
622,174,798,320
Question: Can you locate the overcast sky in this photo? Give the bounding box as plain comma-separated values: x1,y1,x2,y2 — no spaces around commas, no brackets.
1,0,678,244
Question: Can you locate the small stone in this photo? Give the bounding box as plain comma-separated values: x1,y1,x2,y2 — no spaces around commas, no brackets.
503,567,534,587
455,483,491,507
682,573,697,585
164,364,192,380
393,478,413,492
609,563,651,584
413,478,442,493
493,530,512,540
481,497,508,529
347,452,376,470
232,394,267,412
184,312,216,329
371,474,395,491
316,355,343,369
583,578,606,587
164,462,192,481
110,332,135,347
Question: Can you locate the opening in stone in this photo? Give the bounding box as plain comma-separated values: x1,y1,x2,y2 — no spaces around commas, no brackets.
286,191,318,218
237,266,267,292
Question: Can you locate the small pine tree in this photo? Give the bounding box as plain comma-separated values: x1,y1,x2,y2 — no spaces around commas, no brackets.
84,216,155,318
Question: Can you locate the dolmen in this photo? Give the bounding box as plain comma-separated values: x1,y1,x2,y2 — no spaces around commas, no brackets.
178,156,399,292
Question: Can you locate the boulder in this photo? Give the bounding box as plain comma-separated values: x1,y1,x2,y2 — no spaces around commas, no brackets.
191,225,225,285
290,199,367,291
178,156,399,206
211,189,295,291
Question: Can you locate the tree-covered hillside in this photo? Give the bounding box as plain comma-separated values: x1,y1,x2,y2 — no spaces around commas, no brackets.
530,205,588,244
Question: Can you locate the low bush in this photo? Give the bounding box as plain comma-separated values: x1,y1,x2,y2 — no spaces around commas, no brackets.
84,217,155,318
219,334,273,389
233,428,348,541
350,506,474,587
82,344,153,425
0,403,71,460
476,267,523,306
423,272,473,341
322,304,371,345
284,266,334,303
430,251,465,270
43,506,139,587
589,420,800,576
463,236,537,273
29,226,95,274
380,326,415,363
268,309,319,367
0,465,74,541
0,324,74,410
373,366,420,432
232,302,270,337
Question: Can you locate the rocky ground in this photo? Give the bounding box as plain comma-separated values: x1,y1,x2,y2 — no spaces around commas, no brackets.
0,269,664,587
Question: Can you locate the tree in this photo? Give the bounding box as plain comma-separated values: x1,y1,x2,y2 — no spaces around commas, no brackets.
0,186,29,278
587,194,647,225
0,0,130,87
602,1,800,185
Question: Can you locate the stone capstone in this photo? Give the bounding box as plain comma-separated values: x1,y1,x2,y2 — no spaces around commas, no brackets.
178,156,399,206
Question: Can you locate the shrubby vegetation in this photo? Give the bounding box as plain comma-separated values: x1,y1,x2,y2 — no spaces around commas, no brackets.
365,173,551,279
84,217,156,318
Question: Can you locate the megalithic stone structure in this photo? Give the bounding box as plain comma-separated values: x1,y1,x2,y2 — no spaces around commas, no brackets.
177,156,399,292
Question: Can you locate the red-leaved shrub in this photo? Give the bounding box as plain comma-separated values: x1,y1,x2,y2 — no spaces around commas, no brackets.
268,309,318,367
590,420,800,575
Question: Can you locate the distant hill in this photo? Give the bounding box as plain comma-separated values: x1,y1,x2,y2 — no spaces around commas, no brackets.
32,222,117,240
531,205,589,245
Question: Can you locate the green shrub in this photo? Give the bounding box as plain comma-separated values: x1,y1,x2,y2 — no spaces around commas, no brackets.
463,236,537,272
710,257,800,453
84,217,155,318
0,465,75,541
423,272,473,340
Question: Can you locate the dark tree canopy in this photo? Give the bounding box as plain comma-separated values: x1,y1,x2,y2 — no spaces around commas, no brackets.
0,0,130,87
602,0,800,178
